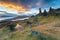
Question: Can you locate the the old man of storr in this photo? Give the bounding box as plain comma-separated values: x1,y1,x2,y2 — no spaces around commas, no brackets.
0,0,60,40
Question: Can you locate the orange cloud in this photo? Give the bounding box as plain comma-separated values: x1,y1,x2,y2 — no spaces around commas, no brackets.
0,2,28,12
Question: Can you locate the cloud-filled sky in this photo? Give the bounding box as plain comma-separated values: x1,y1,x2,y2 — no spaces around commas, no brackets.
0,0,60,14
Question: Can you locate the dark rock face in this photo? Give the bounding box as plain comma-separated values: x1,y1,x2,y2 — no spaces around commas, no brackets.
38,7,60,16
29,30,40,35
0,20,16,31
8,24,16,31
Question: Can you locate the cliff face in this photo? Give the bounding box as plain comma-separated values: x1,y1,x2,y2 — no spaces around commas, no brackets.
54,8,60,13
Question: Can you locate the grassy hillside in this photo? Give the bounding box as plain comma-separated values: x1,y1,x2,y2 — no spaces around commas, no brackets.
0,15,60,40
0,27,57,40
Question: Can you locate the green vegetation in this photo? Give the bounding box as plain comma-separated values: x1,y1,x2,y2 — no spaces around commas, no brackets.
36,16,56,24
54,23,60,27
4,30,57,40
0,10,60,40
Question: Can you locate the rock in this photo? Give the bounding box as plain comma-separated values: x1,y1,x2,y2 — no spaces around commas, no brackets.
29,30,40,35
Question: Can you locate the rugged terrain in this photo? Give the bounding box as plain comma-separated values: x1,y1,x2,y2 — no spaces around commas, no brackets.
0,15,60,40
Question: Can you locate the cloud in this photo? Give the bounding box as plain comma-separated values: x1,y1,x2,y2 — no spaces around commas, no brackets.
0,0,55,9
0,1,28,12
0,0,60,13
36,2,41,7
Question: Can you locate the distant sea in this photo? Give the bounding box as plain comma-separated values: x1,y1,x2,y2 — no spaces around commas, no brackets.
0,16,29,21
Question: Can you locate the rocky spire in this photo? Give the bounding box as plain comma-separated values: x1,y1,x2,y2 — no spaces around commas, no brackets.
39,8,41,13
49,7,54,16
43,10,47,16
39,8,42,15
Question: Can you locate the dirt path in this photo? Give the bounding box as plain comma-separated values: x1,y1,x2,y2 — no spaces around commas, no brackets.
32,19,60,40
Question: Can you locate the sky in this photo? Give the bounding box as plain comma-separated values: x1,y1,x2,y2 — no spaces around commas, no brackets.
0,0,60,14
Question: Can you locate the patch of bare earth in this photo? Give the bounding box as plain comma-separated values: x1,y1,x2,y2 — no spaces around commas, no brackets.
32,19,60,40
